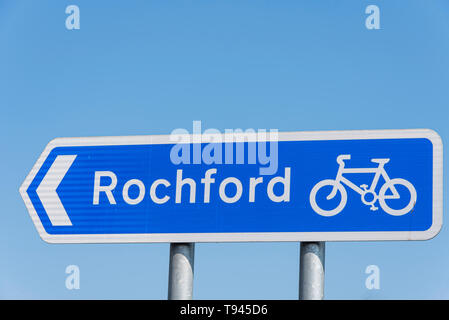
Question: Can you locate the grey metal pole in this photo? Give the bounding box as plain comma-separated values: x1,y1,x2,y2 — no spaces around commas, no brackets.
299,242,325,300
168,243,195,300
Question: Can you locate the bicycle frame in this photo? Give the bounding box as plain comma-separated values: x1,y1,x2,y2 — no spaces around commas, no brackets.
329,162,400,199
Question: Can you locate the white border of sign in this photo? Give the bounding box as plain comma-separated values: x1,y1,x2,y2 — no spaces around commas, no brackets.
19,129,443,243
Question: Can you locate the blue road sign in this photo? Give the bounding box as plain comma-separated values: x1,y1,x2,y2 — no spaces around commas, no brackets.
20,129,443,243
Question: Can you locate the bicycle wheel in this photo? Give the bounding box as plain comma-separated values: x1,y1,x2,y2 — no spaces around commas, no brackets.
378,178,417,216
309,179,347,217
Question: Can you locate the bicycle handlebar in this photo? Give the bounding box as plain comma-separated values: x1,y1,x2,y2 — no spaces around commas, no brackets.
337,154,351,165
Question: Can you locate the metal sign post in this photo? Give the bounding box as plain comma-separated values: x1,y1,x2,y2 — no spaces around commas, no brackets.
168,243,195,300
299,242,325,300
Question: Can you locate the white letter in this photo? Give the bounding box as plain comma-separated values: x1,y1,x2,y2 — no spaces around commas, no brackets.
122,179,145,205
224,129,234,164
93,171,117,205
150,179,171,204
267,167,290,202
65,5,80,30
201,169,217,203
170,128,191,165
365,265,380,290
365,5,380,30
193,121,202,164
176,170,196,203
219,177,243,203
258,129,278,175
249,177,263,202
202,128,222,165
232,128,257,164
65,265,80,290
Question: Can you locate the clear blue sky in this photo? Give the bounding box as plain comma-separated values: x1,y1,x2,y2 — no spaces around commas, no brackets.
1,0,448,299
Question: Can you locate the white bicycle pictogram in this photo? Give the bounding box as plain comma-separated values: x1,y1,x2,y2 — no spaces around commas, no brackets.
309,154,417,217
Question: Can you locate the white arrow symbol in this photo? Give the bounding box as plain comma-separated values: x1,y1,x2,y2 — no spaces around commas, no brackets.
36,155,77,226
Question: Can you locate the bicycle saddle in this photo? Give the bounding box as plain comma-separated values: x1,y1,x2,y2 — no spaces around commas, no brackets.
370,158,390,164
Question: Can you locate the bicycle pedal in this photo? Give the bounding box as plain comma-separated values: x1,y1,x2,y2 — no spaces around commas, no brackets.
360,184,368,190
370,206,378,211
